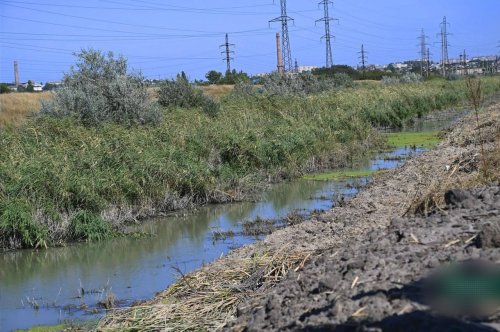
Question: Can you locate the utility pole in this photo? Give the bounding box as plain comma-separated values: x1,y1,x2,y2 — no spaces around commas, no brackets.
358,44,367,77
316,0,338,68
270,0,294,72
219,33,234,74
14,61,19,87
276,32,284,74
438,16,450,77
418,29,429,77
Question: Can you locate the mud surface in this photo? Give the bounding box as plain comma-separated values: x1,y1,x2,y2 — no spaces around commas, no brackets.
228,186,500,331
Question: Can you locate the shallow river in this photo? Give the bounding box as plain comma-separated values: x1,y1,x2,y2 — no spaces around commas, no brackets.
0,110,465,331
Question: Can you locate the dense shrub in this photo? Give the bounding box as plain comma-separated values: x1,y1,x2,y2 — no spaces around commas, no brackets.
259,72,353,97
158,74,204,108
382,73,422,85
0,200,47,248
400,73,422,83
200,96,220,118
261,72,330,96
332,73,355,88
158,74,220,117
68,210,111,242
0,83,11,94
381,76,401,85
232,81,256,96
40,49,162,126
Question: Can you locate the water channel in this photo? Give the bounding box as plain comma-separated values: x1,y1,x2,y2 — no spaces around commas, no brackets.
0,109,466,331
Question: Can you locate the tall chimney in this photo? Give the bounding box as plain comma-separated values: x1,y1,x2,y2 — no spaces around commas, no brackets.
14,61,19,87
276,33,284,74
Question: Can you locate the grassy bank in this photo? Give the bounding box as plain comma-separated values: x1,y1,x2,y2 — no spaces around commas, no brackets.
1,77,500,249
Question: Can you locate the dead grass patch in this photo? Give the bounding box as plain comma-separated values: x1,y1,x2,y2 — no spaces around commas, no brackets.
409,104,500,215
98,248,310,331
200,84,234,98
0,92,51,127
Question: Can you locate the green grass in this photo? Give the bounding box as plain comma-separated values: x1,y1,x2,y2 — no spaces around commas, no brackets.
1,76,500,249
303,169,380,181
385,131,440,148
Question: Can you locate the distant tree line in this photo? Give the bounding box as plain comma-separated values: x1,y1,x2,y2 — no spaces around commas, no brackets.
312,65,398,81
204,69,251,85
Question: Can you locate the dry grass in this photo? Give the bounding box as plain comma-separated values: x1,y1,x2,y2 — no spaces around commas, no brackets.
200,84,234,98
0,92,51,127
409,103,500,215
98,247,311,331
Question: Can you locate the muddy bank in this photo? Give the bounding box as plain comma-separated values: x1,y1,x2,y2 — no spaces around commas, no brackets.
99,103,500,331
228,185,500,331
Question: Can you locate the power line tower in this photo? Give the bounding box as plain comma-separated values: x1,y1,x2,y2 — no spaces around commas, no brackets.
418,29,429,77
316,0,338,68
295,59,299,73
270,0,294,72
462,49,468,76
219,33,234,73
358,44,367,77
438,16,451,77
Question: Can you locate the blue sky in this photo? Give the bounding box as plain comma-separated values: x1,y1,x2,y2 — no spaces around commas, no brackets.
0,0,499,83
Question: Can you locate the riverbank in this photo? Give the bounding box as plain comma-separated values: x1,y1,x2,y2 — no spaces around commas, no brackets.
99,102,500,330
4,79,499,250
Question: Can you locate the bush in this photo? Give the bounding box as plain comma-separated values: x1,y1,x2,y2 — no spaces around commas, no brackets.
158,74,220,116
333,73,354,88
40,49,162,127
0,200,47,248
382,76,401,85
261,72,337,96
158,75,204,108
68,210,111,242
400,72,422,83
0,83,11,94
201,96,220,117
232,81,255,96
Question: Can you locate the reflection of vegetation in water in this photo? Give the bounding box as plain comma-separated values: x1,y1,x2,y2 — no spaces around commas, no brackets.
385,131,440,148
265,180,326,212
0,211,214,287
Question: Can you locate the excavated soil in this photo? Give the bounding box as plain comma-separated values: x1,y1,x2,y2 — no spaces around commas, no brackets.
227,185,500,331
100,103,500,331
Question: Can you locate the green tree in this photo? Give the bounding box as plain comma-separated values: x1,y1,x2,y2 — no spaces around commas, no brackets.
26,80,34,92
205,70,222,84
221,69,250,84
0,83,11,94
